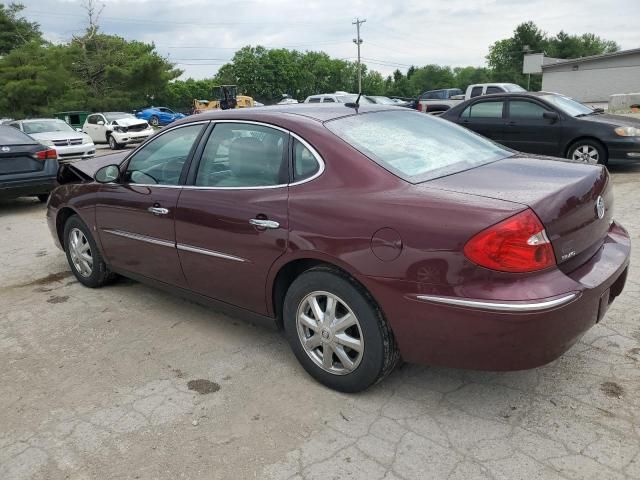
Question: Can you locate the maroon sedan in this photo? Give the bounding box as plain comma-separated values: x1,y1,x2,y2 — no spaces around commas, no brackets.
47,105,630,392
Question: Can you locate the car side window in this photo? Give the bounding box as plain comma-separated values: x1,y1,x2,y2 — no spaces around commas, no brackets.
195,123,287,187
322,97,336,103
87,115,98,125
461,101,504,119
124,124,204,185
308,98,321,103
486,86,503,94
469,86,483,98
293,139,320,182
509,100,548,119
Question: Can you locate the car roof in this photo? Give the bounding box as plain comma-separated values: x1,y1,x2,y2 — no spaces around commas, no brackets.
19,118,63,123
176,104,404,125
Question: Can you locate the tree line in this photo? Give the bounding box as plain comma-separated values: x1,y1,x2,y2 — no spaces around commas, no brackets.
0,2,620,118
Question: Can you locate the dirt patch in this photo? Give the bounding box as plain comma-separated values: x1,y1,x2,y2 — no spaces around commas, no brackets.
600,381,624,398
47,295,69,304
16,271,72,288
187,379,220,395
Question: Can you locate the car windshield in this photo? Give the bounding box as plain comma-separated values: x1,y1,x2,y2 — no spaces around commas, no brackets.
22,120,75,134
104,112,136,122
325,110,512,183
0,125,36,145
503,84,527,92
540,94,594,117
335,95,374,104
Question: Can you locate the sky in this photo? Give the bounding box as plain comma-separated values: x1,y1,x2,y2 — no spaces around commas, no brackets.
16,0,640,80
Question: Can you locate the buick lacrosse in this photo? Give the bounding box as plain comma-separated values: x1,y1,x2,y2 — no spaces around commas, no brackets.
47,105,630,392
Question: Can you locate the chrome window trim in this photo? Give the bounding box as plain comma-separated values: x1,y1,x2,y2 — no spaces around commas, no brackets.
415,293,578,312
181,119,325,191
102,229,175,248
176,243,247,263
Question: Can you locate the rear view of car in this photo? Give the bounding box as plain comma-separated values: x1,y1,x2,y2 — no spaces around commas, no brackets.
0,125,59,202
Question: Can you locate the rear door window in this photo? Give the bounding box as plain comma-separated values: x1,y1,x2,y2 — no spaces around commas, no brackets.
486,86,503,94
293,139,320,181
308,97,321,103
461,101,504,118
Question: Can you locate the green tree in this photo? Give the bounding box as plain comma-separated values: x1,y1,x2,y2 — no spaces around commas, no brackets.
0,2,42,56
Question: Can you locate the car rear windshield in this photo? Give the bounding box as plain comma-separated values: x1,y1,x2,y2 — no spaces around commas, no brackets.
0,126,36,145
325,110,512,183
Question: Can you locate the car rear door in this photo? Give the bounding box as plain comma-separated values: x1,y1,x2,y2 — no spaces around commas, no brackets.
95,122,207,286
502,99,563,155
174,121,290,315
458,99,507,144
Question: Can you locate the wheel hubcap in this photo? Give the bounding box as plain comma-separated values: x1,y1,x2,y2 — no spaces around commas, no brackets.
68,228,93,277
296,291,364,375
572,145,599,164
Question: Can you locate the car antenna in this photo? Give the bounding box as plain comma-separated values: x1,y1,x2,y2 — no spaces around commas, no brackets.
345,93,362,110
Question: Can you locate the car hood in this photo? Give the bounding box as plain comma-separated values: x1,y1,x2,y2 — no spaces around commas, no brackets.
578,113,640,127
67,151,129,177
29,131,88,141
112,118,149,128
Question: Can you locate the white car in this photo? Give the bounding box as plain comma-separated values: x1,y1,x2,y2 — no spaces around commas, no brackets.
9,119,95,163
304,92,374,104
83,112,154,150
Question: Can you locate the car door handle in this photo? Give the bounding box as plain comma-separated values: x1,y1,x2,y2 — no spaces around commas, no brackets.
249,218,280,229
148,206,169,215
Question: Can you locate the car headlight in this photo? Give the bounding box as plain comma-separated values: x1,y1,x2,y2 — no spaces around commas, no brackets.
614,126,640,137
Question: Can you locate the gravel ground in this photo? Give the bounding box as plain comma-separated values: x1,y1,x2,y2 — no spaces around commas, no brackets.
1,161,639,480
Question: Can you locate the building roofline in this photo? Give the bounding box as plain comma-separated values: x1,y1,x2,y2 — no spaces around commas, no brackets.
542,47,640,70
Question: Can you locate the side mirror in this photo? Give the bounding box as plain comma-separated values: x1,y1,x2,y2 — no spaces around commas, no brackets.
543,111,559,123
75,128,82,132
97,120,105,126
95,164,120,183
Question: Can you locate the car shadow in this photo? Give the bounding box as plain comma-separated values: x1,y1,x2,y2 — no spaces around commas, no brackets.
0,197,46,214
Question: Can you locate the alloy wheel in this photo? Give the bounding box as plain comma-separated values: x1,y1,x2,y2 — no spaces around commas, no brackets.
296,291,364,375
572,144,599,164
68,228,93,277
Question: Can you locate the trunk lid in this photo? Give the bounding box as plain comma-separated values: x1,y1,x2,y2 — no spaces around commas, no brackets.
427,155,612,269
0,144,45,175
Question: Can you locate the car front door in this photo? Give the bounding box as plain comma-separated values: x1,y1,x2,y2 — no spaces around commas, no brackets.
502,99,562,155
95,122,207,286
174,121,290,315
458,99,507,144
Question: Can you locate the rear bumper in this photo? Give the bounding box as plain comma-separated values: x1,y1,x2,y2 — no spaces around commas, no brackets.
366,221,631,370
0,175,57,199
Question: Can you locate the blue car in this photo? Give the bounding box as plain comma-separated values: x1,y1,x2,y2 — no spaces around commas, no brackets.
135,107,186,127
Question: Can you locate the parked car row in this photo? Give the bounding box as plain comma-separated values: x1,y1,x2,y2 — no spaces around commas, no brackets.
417,83,526,114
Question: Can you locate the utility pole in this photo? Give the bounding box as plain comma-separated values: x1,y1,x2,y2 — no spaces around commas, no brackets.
352,18,366,94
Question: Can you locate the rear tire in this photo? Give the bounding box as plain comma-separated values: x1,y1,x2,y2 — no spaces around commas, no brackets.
149,115,160,127
283,267,399,392
63,215,115,288
567,139,608,165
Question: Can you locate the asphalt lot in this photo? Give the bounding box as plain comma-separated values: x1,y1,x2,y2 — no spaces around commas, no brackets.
1,159,640,480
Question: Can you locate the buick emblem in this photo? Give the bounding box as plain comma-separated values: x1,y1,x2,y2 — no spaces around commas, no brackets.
1,146,9,152
596,196,605,219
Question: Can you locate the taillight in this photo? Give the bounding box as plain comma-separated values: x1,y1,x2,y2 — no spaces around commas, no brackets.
34,148,57,160
463,209,556,273
417,102,423,112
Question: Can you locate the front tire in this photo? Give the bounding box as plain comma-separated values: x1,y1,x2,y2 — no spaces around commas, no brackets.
63,215,115,288
108,135,121,150
567,139,608,165
283,267,399,392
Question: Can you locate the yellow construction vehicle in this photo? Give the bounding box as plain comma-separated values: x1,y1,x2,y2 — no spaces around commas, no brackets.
193,85,254,113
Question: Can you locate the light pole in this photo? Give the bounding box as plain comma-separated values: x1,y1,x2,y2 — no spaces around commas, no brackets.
352,18,366,94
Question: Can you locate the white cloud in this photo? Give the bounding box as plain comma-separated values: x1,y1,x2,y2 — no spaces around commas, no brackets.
19,0,640,79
